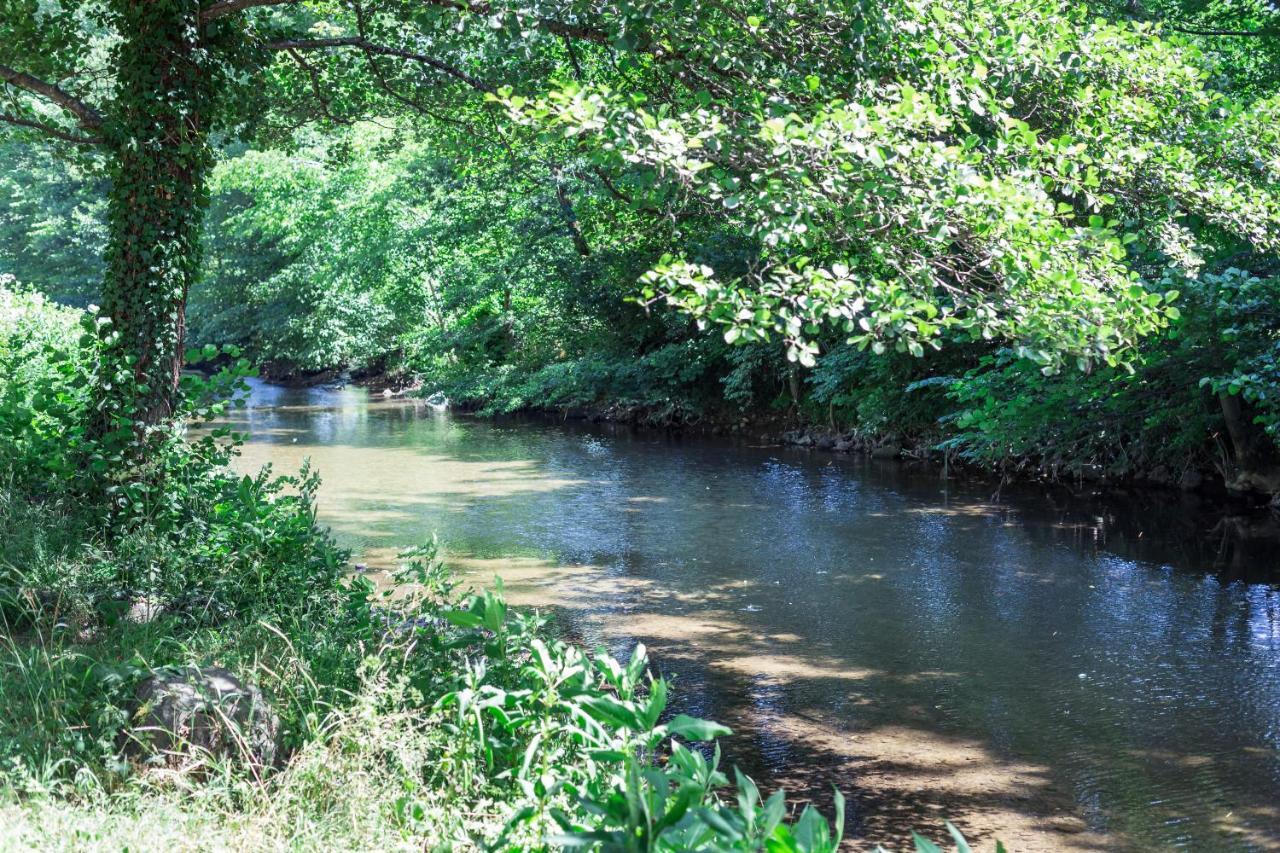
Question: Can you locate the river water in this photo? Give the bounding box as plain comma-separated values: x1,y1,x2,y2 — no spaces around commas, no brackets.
228,379,1280,851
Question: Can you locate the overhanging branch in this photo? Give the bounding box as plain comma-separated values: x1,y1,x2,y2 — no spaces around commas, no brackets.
282,46,353,124
0,63,104,131
1171,22,1277,37
417,0,611,44
0,111,103,144
264,36,496,94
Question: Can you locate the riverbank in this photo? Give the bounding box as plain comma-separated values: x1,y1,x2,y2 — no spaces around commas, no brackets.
462,404,1280,583
229,366,1280,580
438,389,1280,513
2,524,849,851
255,330,1280,512
236,359,1280,511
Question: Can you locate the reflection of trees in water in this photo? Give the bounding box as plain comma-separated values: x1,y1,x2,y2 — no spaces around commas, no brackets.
1018,485,1279,584
547,413,1279,582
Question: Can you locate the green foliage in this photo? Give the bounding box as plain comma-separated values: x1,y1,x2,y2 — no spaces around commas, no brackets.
807,345,956,439
0,311,347,800
943,268,1280,477
434,343,729,423
501,0,1278,372
4,0,1278,490
0,277,91,487
196,131,431,372
288,546,851,851
1189,268,1280,438
1107,0,1280,97
0,142,106,306
0,278,336,637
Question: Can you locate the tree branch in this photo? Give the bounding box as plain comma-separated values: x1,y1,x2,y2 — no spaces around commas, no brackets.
417,0,612,44
264,37,496,94
591,165,632,203
0,111,103,144
283,46,353,124
0,63,104,131
200,0,296,22
552,168,592,256
355,44,474,128
416,0,744,90
202,0,607,44
346,0,477,128
1170,22,1277,37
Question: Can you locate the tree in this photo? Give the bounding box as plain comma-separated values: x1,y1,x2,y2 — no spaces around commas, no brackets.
1110,0,1280,96
4,0,1277,446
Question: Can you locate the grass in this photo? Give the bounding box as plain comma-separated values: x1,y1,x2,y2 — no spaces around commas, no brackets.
0,669,544,852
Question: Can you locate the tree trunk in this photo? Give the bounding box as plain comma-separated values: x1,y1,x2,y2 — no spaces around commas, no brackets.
98,0,215,432
553,171,592,258
1218,392,1280,496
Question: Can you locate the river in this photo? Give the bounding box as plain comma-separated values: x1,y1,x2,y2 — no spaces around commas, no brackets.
227,379,1280,851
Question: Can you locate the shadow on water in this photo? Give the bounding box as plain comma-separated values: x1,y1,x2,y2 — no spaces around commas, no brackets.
219,380,1280,851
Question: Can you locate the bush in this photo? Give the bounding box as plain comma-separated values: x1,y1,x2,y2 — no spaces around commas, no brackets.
942,270,1280,481
0,277,91,489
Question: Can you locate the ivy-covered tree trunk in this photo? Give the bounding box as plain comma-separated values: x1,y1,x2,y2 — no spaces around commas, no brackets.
98,0,216,431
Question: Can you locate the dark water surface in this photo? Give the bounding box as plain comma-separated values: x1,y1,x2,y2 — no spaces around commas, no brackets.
228,380,1280,850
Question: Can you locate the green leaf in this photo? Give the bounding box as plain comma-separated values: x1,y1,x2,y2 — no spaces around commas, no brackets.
912,832,945,853
666,714,732,741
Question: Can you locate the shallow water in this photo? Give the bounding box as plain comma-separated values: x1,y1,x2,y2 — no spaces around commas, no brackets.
227,380,1280,850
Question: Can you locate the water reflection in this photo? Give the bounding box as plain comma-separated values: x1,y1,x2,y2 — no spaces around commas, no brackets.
225,380,1280,851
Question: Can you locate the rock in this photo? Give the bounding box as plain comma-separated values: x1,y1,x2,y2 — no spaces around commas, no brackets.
1270,492,1280,512
126,596,165,624
814,435,836,450
1146,465,1173,486
870,444,901,460
1179,468,1204,491
1225,467,1280,497
833,439,854,453
126,666,278,769
781,429,815,446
